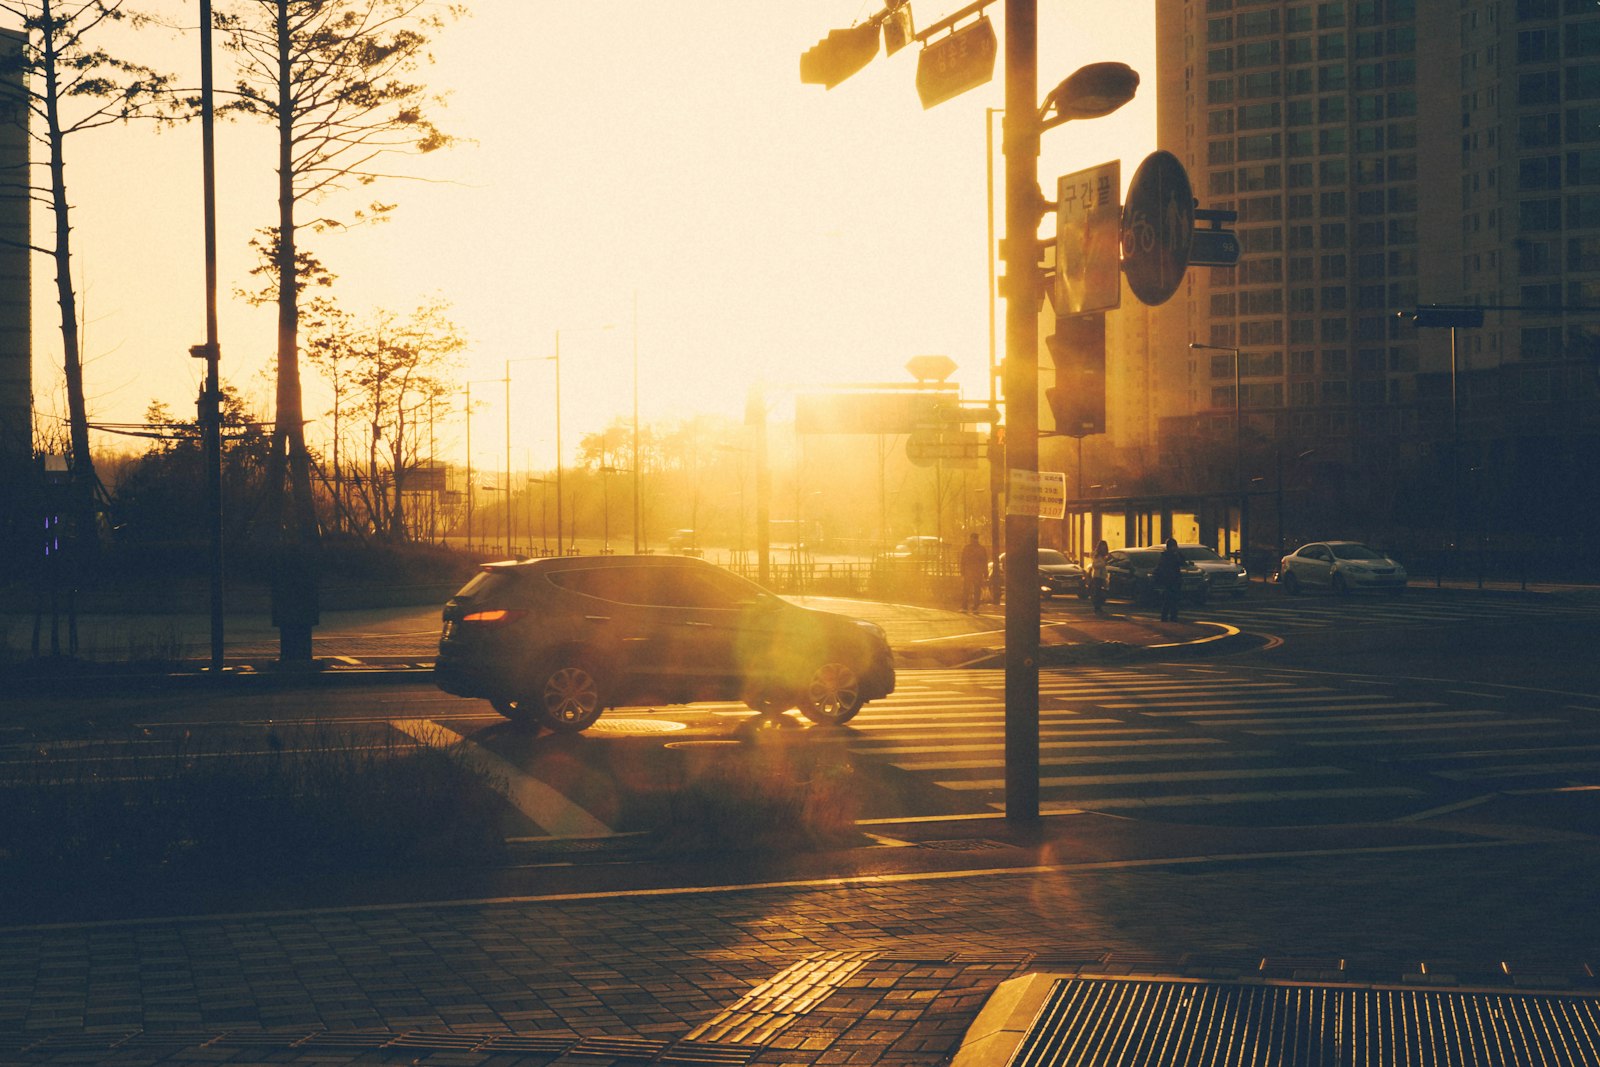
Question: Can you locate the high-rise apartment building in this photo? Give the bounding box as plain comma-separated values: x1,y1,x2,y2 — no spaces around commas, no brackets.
1148,0,1599,555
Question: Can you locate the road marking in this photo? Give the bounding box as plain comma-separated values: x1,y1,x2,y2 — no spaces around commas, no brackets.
938,765,1348,791
389,719,612,838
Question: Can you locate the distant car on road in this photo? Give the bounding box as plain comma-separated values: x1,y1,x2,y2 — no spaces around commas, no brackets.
1277,541,1407,596
436,555,895,732
993,549,1088,599
1103,547,1208,605
1176,544,1249,596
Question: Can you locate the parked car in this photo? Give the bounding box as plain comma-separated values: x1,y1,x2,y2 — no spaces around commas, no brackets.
1277,540,1408,595
1176,544,1249,596
889,536,950,562
1103,547,1208,605
993,549,1087,599
436,555,895,732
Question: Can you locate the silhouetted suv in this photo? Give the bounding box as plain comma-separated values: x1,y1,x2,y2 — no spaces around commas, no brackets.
436,555,896,733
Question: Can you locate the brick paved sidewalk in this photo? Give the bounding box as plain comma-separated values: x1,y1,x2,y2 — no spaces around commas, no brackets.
4,817,1597,1065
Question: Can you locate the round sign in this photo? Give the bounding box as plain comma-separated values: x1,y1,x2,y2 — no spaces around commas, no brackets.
1120,150,1194,306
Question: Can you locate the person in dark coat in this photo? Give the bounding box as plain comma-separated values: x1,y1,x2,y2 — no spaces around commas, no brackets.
1088,539,1110,616
959,533,989,612
1153,536,1185,622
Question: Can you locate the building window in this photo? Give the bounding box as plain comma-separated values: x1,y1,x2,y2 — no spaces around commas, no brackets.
1382,182,1420,211
1291,319,1316,342
1569,192,1600,227
1569,106,1600,142
1319,33,1347,60
1322,318,1349,342
1208,78,1236,104
1322,381,1350,405
1321,253,1348,276
1519,155,1562,189
1238,102,1281,129
1208,17,1235,43
1238,9,1280,36
1318,2,1346,29
1320,64,1348,91
1241,289,1284,314
1239,41,1281,67
1321,159,1349,184
1287,68,1315,94
1242,259,1284,283
1518,71,1562,106
1209,48,1235,74
1287,37,1314,64
1520,197,1563,230
1323,285,1350,310
1321,222,1348,247
1320,190,1348,215
1242,71,1283,97
1518,112,1562,148
1569,149,1600,185
1209,171,1237,195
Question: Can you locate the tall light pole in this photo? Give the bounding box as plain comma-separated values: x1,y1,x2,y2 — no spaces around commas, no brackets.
999,14,1139,821
194,0,224,672
632,293,642,554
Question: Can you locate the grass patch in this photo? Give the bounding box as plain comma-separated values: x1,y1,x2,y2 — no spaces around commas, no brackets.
0,724,508,919
648,734,867,855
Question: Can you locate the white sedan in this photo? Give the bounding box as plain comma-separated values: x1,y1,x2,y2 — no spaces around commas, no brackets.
1277,541,1407,596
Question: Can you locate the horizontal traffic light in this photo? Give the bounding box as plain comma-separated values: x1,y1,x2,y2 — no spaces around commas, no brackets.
800,22,880,89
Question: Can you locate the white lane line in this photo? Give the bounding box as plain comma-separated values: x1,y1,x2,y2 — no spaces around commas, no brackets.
1032,786,1425,811
855,737,1229,756
388,719,612,838
938,765,1348,790
893,750,1274,772
1249,717,1568,736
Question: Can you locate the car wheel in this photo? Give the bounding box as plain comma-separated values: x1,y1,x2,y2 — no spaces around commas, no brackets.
1332,573,1349,596
1283,571,1301,596
532,657,605,733
798,661,865,726
743,689,795,717
490,697,537,724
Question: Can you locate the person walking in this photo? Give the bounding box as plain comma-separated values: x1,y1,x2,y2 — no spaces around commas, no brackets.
1154,536,1185,622
1088,539,1110,616
959,532,989,612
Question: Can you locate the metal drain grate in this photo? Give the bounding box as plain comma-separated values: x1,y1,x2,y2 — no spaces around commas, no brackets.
590,717,688,735
920,838,1015,851
1010,977,1600,1066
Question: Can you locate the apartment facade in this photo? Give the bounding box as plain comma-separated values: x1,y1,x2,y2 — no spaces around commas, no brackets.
1149,0,1600,560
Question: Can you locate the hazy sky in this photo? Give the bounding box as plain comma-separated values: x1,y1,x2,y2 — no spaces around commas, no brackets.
30,1,1155,471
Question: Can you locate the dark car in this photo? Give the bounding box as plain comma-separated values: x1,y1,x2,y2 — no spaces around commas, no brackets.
1177,544,1249,596
435,555,895,732
993,549,1088,599
1103,547,1208,605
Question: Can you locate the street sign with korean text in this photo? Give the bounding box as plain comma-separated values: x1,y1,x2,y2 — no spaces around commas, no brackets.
1120,150,1194,306
1006,469,1067,519
1052,161,1122,315
915,16,996,109
907,428,981,468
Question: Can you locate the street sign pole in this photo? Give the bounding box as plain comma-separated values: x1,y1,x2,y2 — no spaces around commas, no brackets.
1001,0,1040,822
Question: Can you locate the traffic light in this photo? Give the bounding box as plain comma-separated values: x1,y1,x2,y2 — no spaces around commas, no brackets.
1045,313,1106,437
800,22,880,89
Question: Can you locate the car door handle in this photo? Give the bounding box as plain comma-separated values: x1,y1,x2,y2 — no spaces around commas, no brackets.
679,621,713,628
584,615,611,623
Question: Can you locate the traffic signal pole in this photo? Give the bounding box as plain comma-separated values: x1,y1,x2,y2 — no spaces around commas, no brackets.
1000,0,1041,822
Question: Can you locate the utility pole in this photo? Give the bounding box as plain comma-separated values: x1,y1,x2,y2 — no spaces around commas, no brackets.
196,0,225,673
1000,0,1041,821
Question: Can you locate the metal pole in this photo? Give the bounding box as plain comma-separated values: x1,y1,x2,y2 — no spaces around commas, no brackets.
198,0,225,672
1001,0,1041,823
633,292,641,554
465,383,473,552
554,331,564,555
1451,324,1459,577
986,106,1002,591
505,361,512,556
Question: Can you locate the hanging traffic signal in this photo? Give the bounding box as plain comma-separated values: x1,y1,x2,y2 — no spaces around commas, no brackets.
800,22,881,89
1044,313,1106,437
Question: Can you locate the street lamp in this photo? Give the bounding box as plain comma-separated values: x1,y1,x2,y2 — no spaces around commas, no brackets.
1189,342,1242,496
999,39,1139,821
464,378,502,553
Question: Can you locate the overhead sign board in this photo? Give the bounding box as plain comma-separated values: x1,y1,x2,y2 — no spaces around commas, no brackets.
907,429,981,468
1052,161,1122,315
1120,150,1194,306
1006,469,1067,520
915,16,996,109
794,390,956,435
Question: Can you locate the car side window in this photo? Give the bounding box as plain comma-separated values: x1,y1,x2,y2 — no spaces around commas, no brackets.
1306,545,1329,561
547,568,635,603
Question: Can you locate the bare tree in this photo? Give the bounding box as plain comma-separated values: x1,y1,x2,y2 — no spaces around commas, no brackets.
304,295,463,542
0,0,177,543
216,0,456,656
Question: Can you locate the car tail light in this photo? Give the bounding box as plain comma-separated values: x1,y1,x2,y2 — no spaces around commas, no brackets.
459,609,527,626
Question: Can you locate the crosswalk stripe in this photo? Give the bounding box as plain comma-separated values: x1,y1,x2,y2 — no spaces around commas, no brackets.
1030,786,1426,812
891,749,1273,772
939,765,1349,790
